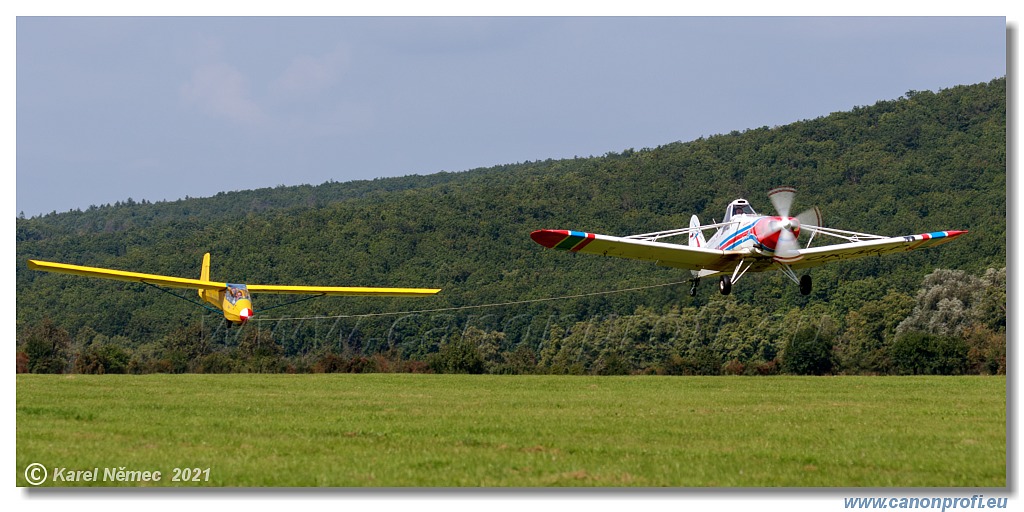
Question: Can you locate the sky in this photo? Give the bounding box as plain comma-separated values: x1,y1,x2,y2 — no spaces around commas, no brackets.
3,9,1016,511
15,16,1007,217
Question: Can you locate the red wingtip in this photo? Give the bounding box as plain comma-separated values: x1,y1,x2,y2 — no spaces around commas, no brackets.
530,229,569,249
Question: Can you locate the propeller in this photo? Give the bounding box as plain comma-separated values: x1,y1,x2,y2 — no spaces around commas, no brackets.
766,187,822,261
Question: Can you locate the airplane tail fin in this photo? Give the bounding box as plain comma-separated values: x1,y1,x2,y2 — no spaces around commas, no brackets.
688,215,706,248
688,215,707,279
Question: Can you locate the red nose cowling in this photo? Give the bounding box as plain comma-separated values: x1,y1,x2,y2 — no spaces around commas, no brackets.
753,217,799,251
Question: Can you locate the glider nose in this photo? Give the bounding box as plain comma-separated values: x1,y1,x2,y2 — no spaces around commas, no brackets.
239,308,254,323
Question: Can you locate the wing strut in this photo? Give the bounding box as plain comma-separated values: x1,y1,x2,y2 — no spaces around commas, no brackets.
730,259,754,286
777,264,801,285
142,282,221,313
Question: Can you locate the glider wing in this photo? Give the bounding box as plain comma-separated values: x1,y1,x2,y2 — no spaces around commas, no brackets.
789,230,968,269
28,260,440,297
530,229,744,271
245,284,441,297
27,260,226,291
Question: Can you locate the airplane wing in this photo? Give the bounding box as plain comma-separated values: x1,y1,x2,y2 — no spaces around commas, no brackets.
789,230,968,269
245,284,441,297
531,229,968,274
530,229,745,271
27,260,226,291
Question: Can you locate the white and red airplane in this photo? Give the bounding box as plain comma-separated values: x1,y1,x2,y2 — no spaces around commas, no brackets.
531,187,967,296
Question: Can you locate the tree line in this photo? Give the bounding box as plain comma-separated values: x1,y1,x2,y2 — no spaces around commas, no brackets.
16,78,1006,375
17,267,1005,376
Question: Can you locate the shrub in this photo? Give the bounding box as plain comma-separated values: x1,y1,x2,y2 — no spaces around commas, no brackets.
660,348,723,376
723,359,746,375
21,319,72,374
312,353,349,373
752,359,780,376
194,352,236,374
16,352,29,374
782,327,835,375
348,356,378,374
493,345,538,375
75,344,131,374
890,332,968,375
593,351,631,375
428,337,485,374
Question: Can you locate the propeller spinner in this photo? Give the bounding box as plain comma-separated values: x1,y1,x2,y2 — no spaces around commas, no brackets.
761,187,821,262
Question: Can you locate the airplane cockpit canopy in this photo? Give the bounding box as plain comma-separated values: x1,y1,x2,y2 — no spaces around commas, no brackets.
226,283,250,305
724,200,756,222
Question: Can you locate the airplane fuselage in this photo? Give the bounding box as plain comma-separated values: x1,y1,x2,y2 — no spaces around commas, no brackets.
706,214,800,258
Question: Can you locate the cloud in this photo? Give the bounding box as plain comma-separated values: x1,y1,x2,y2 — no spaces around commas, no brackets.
272,45,352,98
180,63,267,125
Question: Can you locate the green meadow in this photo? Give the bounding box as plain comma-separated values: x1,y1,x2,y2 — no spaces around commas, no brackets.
16,374,1005,487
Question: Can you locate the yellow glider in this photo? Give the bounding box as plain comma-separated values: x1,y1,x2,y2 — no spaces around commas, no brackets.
28,253,441,324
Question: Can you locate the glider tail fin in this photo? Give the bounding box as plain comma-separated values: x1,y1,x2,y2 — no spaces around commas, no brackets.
198,253,213,302
200,252,211,282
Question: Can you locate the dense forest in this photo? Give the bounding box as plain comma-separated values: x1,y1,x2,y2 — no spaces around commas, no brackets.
16,77,1006,376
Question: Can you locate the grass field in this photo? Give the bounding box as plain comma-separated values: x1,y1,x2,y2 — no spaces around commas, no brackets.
16,374,1005,487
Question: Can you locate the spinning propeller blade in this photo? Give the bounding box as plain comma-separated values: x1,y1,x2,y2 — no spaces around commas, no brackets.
765,187,821,261
796,206,822,230
768,187,796,219
775,224,801,261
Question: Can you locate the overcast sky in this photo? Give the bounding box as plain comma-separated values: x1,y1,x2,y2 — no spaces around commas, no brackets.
15,16,1007,217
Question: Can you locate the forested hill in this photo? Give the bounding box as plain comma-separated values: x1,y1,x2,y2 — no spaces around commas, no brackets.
16,77,1005,375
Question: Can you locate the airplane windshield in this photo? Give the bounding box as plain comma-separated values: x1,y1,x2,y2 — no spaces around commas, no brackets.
726,202,756,221
226,284,250,305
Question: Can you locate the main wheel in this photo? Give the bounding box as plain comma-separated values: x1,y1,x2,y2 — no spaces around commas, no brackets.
689,278,699,297
719,275,732,295
799,274,812,296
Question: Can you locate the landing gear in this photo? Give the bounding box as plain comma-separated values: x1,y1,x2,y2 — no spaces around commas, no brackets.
779,265,812,296
799,274,812,296
719,275,732,295
716,259,751,296
689,278,700,297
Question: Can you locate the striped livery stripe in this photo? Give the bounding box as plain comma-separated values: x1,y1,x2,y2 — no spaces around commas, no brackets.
905,230,968,250
553,230,597,252
531,230,597,252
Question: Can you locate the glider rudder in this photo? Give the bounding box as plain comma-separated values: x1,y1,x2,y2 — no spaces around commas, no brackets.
201,252,211,282
198,252,216,304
